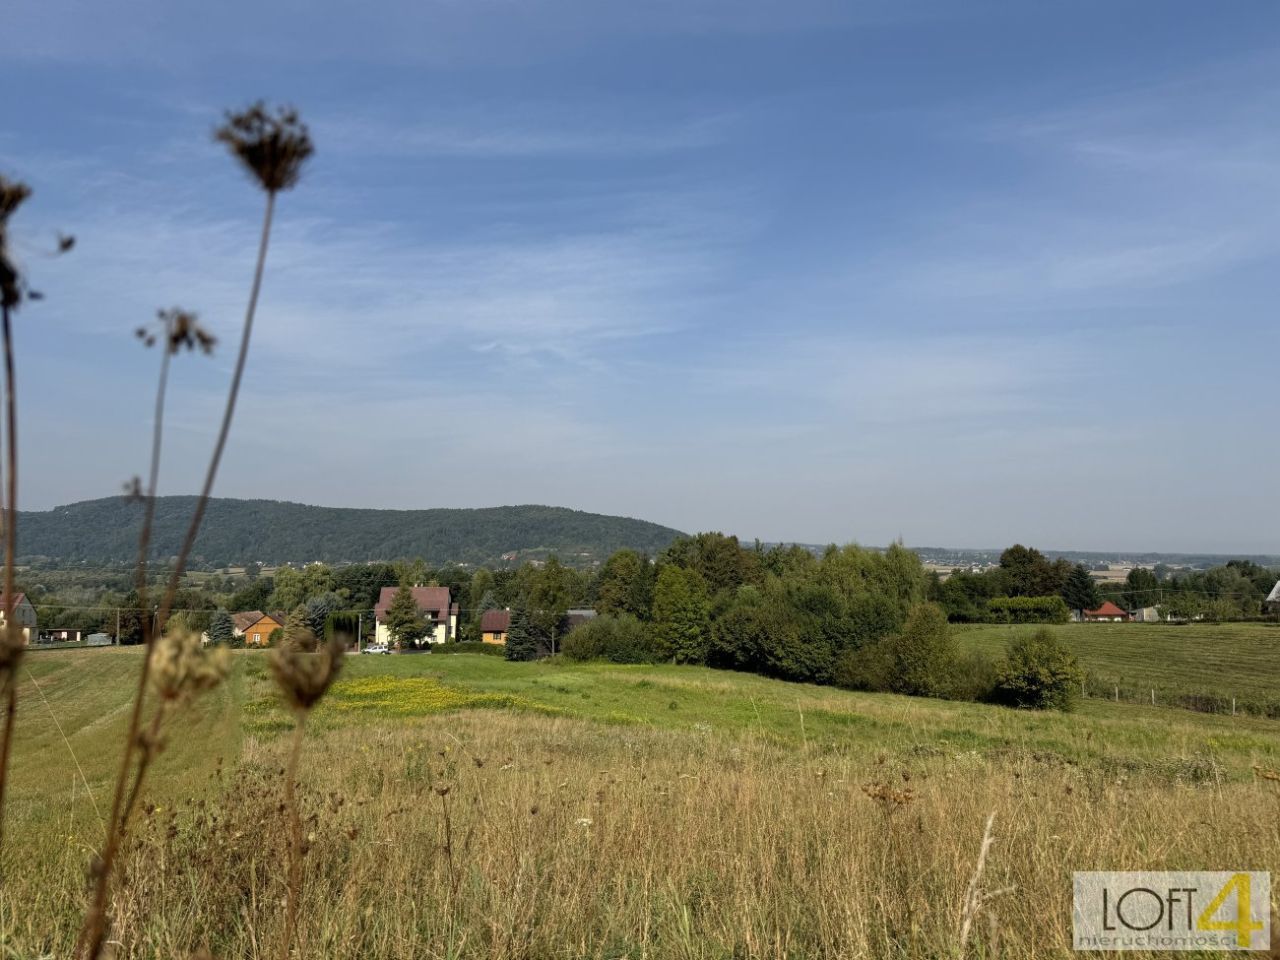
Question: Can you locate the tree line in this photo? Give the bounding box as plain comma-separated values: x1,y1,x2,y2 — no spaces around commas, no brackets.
928,544,1277,623
22,534,1086,709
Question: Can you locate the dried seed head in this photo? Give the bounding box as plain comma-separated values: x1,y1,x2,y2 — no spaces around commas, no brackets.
0,177,73,311
0,176,33,310
150,625,232,705
0,178,31,224
269,616,343,713
215,102,313,193
138,307,216,355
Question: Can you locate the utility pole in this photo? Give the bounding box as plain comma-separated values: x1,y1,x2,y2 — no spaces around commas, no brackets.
115,608,120,645
357,612,362,653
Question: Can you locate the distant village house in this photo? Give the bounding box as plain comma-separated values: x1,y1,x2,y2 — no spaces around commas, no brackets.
0,593,37,645
1082,601,1131,623
374,586,459,647
233,611,284,646
480,609,510,645
566,608,597,630
1265,581,1280,615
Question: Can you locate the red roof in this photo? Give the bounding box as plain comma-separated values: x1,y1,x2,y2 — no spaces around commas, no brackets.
374,586,452,621
1084,601,1129,617
480,609,510,633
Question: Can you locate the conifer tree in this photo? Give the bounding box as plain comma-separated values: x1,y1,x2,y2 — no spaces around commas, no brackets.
207,609,235,646
1061,564,1101,612
383,584,425,650
504,606,540,661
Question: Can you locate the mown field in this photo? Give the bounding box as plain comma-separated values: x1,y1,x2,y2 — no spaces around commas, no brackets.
1,647,1278,958
956,621,1280,715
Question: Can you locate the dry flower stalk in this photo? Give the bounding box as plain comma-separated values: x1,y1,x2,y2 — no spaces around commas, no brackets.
0,180,32,855
0,175,71,865
78,101,311,960
270,625,343,960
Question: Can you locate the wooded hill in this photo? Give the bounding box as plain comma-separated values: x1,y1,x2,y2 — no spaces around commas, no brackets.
16,497,685,568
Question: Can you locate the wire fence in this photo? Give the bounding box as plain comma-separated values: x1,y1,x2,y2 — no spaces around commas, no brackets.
1080,676,1280,719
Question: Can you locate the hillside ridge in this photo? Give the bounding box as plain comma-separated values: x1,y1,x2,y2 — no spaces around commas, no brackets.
16,496,686,567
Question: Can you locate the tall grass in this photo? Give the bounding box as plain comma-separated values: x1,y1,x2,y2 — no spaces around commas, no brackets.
2,706,1277,958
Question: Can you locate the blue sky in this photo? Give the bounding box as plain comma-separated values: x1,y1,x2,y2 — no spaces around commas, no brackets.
2,0,1278,553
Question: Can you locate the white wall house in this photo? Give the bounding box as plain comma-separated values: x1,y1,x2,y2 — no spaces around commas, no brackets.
374,586,458,647
0,593,38,645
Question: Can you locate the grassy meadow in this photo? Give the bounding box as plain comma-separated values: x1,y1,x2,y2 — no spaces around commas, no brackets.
956,621,1280,715
1,647,1278,958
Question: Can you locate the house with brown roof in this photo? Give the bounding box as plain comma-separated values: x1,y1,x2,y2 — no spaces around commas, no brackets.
374,586,459,647
566,608,597,630
1082,601,1131,623
233,610,284,646
0,593,37,645
479,609,510,645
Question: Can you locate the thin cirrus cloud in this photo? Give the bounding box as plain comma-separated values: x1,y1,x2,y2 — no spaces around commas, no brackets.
5,3,1279,551
318,110,736,159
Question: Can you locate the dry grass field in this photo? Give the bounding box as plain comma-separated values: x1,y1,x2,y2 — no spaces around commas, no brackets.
1,648,1277,958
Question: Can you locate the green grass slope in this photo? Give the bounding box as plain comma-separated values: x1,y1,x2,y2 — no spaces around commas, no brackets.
14,646,1277,809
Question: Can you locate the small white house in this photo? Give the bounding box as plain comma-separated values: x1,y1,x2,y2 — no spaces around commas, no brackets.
0,593,38,645
1264,580,1280,615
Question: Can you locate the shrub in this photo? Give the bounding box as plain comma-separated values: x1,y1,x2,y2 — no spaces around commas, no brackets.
437,642,506,656
986,595,1071,624
881,603,957,698
709,593,834,683
707,594,771,672
561,615,659,664
947,649,1000,702
832,641,893,692
993,628,1084,710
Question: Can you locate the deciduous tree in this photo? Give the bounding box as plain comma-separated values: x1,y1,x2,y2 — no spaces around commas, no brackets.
651,565,710,663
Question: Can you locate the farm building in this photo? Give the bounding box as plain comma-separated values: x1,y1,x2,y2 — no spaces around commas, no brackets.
1265,580,1280,614
1082,601,1131,622
42,628,83,643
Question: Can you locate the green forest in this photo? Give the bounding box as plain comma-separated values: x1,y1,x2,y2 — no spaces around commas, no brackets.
15,497,684,567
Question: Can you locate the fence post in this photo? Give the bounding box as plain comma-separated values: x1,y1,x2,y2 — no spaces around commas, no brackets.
1231,697,1236,716
1150,688,1155,706
1114,685,1119,702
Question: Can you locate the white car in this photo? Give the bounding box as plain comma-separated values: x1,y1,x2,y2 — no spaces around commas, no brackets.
361,644,390,655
